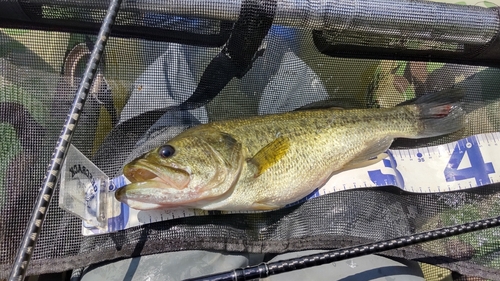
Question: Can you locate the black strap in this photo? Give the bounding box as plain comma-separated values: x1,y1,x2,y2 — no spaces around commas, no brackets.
180,0,277,109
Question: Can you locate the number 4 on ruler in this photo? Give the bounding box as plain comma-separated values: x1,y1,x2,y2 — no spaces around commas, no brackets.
444,136,495,186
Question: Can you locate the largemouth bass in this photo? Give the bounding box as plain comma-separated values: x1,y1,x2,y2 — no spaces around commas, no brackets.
115,89,465,211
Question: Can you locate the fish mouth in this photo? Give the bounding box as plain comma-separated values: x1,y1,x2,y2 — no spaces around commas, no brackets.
115,160,192,209
114,183,186,210
123,160,190,190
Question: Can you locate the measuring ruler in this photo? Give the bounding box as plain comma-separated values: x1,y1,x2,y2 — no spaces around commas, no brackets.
317,132,498,195
78,132,499,235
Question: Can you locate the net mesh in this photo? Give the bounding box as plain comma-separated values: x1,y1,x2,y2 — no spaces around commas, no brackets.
1,0,500,280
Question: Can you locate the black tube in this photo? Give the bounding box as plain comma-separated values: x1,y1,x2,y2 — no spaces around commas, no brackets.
183,216,500,281
7,0,122,279
312,7,500,68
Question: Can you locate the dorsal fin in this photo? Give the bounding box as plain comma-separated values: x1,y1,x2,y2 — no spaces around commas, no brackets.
295,99,364,111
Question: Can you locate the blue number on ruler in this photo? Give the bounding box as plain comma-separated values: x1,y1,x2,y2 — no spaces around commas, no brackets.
368,151,405,188
444,136,495,186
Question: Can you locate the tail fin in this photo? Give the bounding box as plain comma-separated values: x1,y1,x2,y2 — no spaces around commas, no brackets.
406,88,466,139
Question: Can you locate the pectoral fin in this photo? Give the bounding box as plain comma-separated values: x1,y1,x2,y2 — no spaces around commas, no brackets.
249,136,290,177
341,152,388,171
342,136,393,171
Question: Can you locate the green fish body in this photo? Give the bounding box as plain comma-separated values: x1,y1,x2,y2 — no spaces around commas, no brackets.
115,89,465,211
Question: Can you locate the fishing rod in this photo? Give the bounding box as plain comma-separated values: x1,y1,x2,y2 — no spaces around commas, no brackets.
184,215,500,281
7,0,122,279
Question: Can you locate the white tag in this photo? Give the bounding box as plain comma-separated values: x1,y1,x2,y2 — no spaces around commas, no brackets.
60,145,121,233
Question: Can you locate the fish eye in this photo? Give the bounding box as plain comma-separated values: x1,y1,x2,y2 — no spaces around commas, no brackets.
158,145,175,158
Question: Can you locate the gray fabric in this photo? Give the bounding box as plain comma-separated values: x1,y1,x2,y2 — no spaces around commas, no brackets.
258,51,329,114
264,251,425,281
77,251,265,281
118,43,208,125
